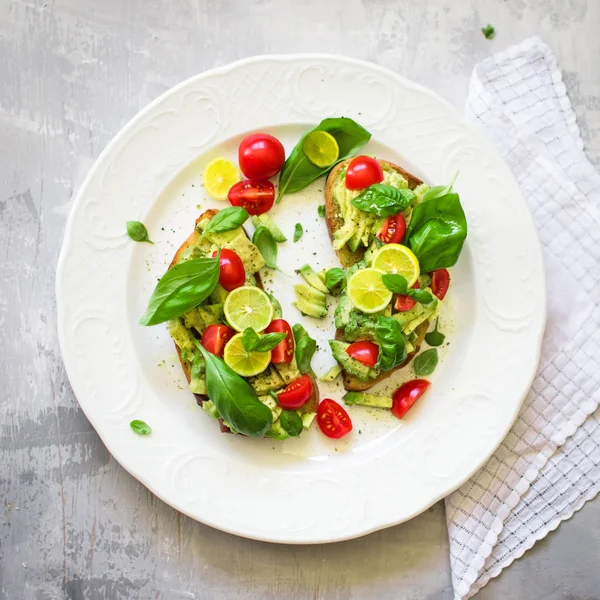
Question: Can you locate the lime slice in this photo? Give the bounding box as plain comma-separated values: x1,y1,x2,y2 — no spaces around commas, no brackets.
347,268,393,313
223,286,274,332
302,131,340,168
203,158,240,200
223,333,271,377
371,243,420,287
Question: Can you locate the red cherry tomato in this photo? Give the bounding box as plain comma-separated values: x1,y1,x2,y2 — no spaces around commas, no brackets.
377,212,406,244
430,269,450,300
212,248,245,291
345,156,384,190
346,341,379,368
391,379,431,419
317,399,353,439
277,375,313,410
394,280,420,312
265,319,294,364
228,180,275,215
200,324,235,358
238,133,285,180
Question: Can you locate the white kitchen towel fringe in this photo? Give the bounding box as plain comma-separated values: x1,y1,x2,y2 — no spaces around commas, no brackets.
445,36,600,600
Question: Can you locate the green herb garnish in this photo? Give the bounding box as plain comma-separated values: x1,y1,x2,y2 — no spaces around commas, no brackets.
292,323,317,376
324,267,346,294
130,420,152,435
241,328,287,352
253,226,279,269
425,318,445,347
351,184,415,217
481,24,495,39
317,205,326,217
202,207,249,239
382,274,434,304
414,348,439,376
126,221,154,244
374,316,407,371
280,410,303,437
293,223,304,243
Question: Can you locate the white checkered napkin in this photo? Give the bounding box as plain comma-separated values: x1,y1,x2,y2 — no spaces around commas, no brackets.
445,37,600,599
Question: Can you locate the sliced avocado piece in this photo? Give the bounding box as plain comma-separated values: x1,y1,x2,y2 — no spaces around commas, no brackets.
168,319,197,352
258,394,283,423
294,295,328,319
329,340,377,382
210,284,229,305
190,375,207,395
318,269,327,285
204,226,244,246
347,230,362,253
334,293,353,329
413,182,430,204
393,297,439,335
197,304,223,327
294,282,327,304
265,419,289,440
344,310,378,342
274,357,301,385
298,264,329,294
319,364,342,382
201,399,219,419
223,232,265,274
343,392,393,409
251,214,287,242
301,412,317,430
248,366,285,395
182,307,206,333
267,292,283,319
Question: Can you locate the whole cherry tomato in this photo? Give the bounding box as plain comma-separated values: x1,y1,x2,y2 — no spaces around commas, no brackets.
430,269,450,300
345,156,384,190
377,212,406,244
238,133,285,180
264,319,294,364
346,340,379,367
391,379,431,419
394,280,420,312
212,249,245,291
201,324,235,358
317,399,353,439
228,180,275,215
277,375,313,410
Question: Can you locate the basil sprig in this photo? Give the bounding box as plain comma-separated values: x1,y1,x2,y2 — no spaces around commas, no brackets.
414,348,439,376
425,318,445,347
196,342,273,438
277,117,371,201
242,328,287,352
253,226,279,269
127,221,154,244
382,274,434,305
292,323,317,376
351,184,415,217
201,207,249,238
280,410,303,437
374,316,407,371
130,420,152,435
140,253,220,326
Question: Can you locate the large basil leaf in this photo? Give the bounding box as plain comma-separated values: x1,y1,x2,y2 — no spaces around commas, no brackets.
196,343,273,438
140,255,220,326
292,323,317,376
351,184,415,217
277,117,371,201
405,192,467,272
253,226,278,269
375,316,407,371
201,206,249,238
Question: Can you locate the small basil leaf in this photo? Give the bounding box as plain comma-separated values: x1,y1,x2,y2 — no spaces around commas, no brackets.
130,420,152,435
140,254,220,326
317,205,326,217
325,267,346,293
421,173,459,203
253,226,278,269
202,207,249,237
292,323,317,376
127,221,153,244
293,223,304,243
196,342,273,438
414,348,439,376
425,318,446,347
241,327,261,352
351,184,415,217
279,410,303,437
382,273,409,294
255,332,287,352
408,288,435,304
374,316,407,371
481,24,495,39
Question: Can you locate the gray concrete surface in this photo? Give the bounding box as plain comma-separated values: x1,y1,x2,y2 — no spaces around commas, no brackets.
2,0,600,599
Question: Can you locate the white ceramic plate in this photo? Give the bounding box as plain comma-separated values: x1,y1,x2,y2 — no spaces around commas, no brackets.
56,55,545,544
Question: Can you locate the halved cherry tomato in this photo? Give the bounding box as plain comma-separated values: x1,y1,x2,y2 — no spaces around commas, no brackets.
317,398,353,439
430,268,450,300
228,180,275,215
377,212,406,244
212,248,245,291
238,133,285,180
265,319,294,364
391,379,431,419
277,375,313,410
201,324,235,358
394,280,420,312
346,341,379,368
345,155,384,190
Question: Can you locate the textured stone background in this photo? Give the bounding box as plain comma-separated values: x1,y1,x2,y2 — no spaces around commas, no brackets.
1,1,599,599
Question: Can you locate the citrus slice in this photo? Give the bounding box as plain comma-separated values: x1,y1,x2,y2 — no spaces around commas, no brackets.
223,333,271,377
302,131,339,168
371,243,420,287
202,158,240,200
223,286,274,332
347,268,393,313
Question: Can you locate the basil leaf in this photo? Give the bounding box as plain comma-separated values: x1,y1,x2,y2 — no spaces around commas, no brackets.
293,223,304,243
375,316,407,371
405,192,467,272
242,328,287,352
351,184,415,217
414,348,439,376
280,410,303,437
421,173,459,203
317,205,326,217
325,267,346,293
410,288,434,304
292,323,317,376
196,343,273,438
202,207,249,237
382,273,409,294
253,226,278,269
130,420,152,435
127,221,153,244
425,318,445,347
140,255,220,326
481,24,495,39
278,117,371,201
